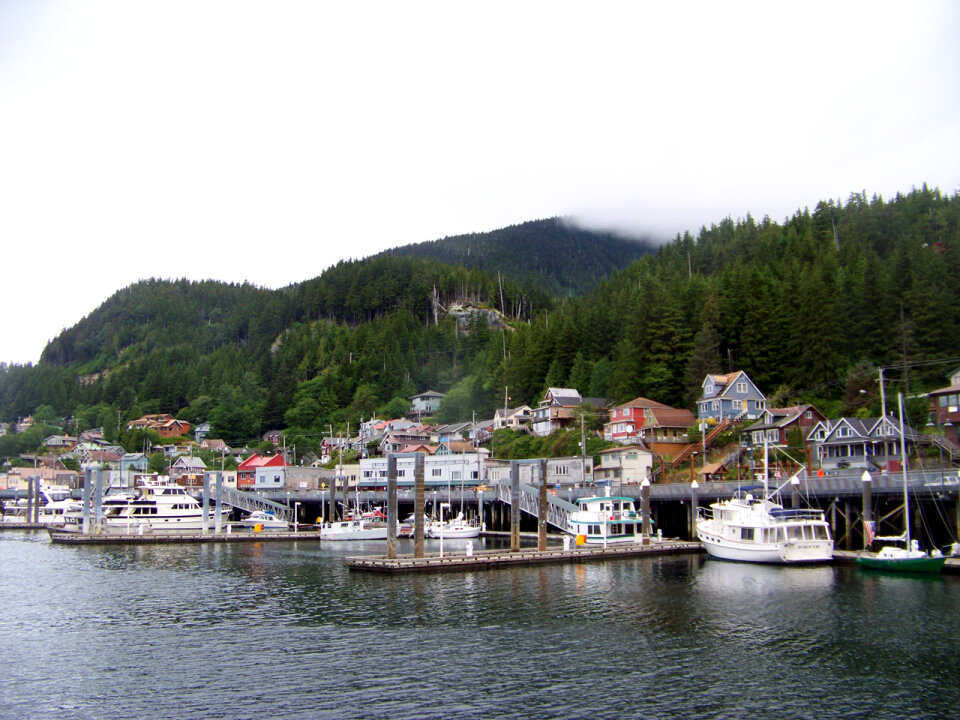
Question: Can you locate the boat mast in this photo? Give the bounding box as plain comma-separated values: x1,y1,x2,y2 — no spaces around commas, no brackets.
763,432,769,500
897,392,910,548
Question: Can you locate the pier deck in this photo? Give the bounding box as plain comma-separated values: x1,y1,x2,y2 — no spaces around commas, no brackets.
47,528,320,545
347,540,703,574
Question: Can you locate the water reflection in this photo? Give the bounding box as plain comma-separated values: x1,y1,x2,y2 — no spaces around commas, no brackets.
1,532,959,720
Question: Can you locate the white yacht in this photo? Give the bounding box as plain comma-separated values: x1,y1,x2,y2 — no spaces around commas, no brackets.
3,485,80,526
696,484,833,564
98,478,206,532
567,494,648,545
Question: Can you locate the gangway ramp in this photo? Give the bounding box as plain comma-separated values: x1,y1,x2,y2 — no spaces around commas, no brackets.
220,486,293,523
496,482,579,534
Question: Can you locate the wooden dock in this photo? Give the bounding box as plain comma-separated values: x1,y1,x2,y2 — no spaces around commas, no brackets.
0,522,46,531
347,540,704,574
47,528,321,545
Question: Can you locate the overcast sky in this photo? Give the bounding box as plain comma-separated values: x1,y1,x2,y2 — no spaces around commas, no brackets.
1,1,958,365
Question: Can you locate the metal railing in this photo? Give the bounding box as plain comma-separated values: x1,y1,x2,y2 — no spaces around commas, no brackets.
495,482,580,533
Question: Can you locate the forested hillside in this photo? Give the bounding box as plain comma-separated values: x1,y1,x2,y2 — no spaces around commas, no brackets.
383,217,654,296
1,187,958,454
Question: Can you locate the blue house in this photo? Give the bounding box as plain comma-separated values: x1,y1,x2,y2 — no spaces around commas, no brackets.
696,371,766,424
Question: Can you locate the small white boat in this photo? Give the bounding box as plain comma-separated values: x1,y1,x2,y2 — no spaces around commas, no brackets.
567,494,649,545
319,517,389,541
427,511,481,539
241,510,290,531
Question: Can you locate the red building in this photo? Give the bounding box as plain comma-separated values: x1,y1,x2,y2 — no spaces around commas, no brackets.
604,396,670,443
236,454,286,489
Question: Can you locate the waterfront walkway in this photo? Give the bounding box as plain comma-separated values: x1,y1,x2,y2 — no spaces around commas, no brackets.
347,540,703,574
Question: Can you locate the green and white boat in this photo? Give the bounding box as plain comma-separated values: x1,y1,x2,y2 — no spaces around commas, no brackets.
857,393,946,575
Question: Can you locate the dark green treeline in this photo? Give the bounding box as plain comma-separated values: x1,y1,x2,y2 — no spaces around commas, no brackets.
1,186,958,450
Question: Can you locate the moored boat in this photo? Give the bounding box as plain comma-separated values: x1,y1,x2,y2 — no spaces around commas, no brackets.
240,510,290,531
566,493,648,545
696,490,833,564
319,517,390,541
427,511,481,539
857,393,946,574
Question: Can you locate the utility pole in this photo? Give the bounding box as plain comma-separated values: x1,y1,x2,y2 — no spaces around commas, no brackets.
580,414,586,485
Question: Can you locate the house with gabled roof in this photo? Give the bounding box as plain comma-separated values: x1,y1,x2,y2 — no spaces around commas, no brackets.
432,422,473,444
531,388,610,437
603,396,670,444
806,415,920,472
696,371,766,423
493,405,532,431
170,455,207,486
237,453,285,489
743,405,826,449
408,390,445,419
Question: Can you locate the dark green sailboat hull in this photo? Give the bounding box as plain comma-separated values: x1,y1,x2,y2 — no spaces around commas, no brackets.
857,555,946,573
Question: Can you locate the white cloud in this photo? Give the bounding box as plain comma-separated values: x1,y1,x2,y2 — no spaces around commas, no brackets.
1,0,958,363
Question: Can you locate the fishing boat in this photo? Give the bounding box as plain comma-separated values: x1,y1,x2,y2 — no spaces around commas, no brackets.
696,437,833,564
566,492,648,545
857,393,946,574
240,510,290,531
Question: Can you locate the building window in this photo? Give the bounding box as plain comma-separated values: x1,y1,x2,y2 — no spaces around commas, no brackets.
431,468,442,477
712,401,719,411
736,382,747,394
732,400,743,410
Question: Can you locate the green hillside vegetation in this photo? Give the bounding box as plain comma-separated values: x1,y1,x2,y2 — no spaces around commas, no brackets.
383,217,654,297
1,186,958,458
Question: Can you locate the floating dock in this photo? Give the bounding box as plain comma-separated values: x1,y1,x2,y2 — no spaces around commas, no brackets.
47,528,320,545
347,540,703,574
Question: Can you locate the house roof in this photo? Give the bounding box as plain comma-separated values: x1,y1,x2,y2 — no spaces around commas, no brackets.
237,454,285,470
643,408,696,428
698,462,728,475
399,443,437,454
410,390,445,400
543,387,582,406
440,441,478,454
927,384,960,397
173,456,207,470
615,396,670,410
745,405,820,431
496,405,531,418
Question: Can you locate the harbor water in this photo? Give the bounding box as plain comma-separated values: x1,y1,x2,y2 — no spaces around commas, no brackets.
2,531,958,720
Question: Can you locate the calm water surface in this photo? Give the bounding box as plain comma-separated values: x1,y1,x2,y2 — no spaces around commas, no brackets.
1,531,958,720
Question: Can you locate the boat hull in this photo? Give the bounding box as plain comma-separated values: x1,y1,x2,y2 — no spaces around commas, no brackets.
319,520,389,541
699,530,833,564
428,526,481,539
857,555,946,573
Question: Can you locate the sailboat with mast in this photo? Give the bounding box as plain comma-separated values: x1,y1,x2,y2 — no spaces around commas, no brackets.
857,393,946,574
427,450,480,539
